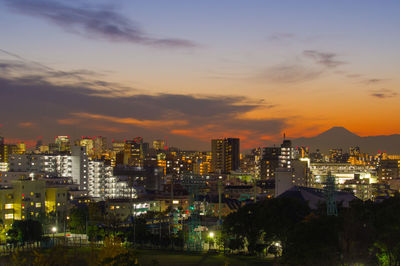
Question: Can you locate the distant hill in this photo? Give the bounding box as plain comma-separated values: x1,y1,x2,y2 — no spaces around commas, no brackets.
292,127,400,154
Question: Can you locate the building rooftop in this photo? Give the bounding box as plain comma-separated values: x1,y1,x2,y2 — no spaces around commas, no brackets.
278,186,358,209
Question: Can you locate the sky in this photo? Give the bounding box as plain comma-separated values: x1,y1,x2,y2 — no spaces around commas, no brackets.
0,0,399,150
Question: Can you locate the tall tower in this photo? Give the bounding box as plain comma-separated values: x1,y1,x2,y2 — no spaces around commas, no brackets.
325,171,338,216
71,146,89,192
211,138,240,173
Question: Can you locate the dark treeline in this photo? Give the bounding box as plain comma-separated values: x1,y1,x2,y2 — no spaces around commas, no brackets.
5,197,400,265
68,204,185,249
222,196,400,265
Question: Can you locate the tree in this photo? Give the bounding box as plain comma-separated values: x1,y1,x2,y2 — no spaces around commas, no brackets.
283,215,341,265
87,225,105,242
8,220,43,244
372,196,400,266
126,216,148,245
223,203,261,253
258,197,310,251
69,206,88,233
339,199,375,264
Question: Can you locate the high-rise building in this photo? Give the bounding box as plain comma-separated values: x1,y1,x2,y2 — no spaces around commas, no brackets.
279,140,294,168
16,142,26,154
111,139,125,166
0,179,68,228
255,147,281,179
71,146,89,192
377,159,399,180
255,139,295,179
55,136,71,153
211,138,240,173
0,136,8,163
80,137,95,158
275,160,310,196
153,140,166,150
93,136,107,159
125,137,145,167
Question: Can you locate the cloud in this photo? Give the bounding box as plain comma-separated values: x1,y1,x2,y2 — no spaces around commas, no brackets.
303,50,346,68
3,0,197,49
267,33,295,42
0,49,135,98
364,78,385,84
70,112,188,128
256,49,346,84
0,58,285,149
57,118,80,125
259,64,322,83
370,89,397,99
18,122,35,128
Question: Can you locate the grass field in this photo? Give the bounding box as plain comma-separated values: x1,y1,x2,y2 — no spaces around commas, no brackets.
134,249,273,266
0,247,274,265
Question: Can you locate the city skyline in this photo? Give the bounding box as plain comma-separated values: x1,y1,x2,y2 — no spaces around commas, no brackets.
1,0,400,150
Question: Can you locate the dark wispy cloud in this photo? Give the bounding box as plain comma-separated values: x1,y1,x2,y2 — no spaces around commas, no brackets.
364,78,386,84
3,0,197,49
0,57,284,149
0,48,134,97
267,33,295,42
256,49,346,84
259,64,322,83
303,50,346,68
370,88,397,99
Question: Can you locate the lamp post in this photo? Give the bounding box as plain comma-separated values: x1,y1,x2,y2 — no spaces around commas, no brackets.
218,176,222,227
208,231,215,250
51,226,57,246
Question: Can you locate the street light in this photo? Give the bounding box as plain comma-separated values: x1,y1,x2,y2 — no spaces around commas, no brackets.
52,226,57,245
208,232,215,249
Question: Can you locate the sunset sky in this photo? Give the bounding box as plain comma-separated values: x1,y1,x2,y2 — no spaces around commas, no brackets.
1,0,399,150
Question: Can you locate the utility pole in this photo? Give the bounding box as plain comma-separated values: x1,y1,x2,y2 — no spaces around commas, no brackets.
56,209,58,231
159,200,162,247
218,176,222,225
170,174,174,248
63,211,66,238
133,203,136,247
253,175,257,203
130,176,136,248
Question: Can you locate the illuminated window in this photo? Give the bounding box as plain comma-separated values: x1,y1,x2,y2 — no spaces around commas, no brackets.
5,204,13,209
5,214,13,219
31,192,34,196
35,202,41,208
57,203,61,206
